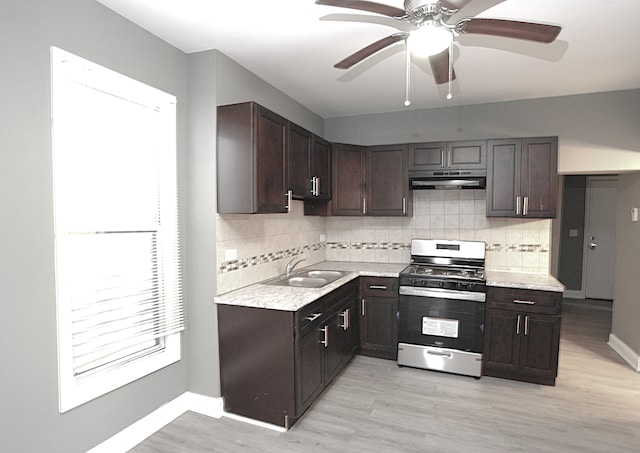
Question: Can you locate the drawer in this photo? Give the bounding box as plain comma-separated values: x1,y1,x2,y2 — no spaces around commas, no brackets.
359,277,399,298
487,286,561,315
295,299,325,338
324,279,358,315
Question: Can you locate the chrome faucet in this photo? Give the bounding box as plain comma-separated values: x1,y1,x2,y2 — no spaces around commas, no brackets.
286,257,306,276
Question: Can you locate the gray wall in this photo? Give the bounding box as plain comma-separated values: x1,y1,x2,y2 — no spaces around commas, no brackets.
613,174,640,354
215,51,324,135
0,1,189,452
558,176,587,291
324,90,640,174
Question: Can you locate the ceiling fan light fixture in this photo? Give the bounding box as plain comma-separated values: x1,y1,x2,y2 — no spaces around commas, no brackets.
407,23,453,58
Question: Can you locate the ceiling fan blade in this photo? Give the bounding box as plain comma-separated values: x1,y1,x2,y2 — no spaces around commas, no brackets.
315,0,407,19
456,18,561,43
439,0,475,12
429,48,456,85
335,33,408,69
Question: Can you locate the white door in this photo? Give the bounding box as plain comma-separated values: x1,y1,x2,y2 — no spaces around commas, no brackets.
583,176,617,300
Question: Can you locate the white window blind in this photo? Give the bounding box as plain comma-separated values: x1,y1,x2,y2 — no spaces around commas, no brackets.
51,47,183,412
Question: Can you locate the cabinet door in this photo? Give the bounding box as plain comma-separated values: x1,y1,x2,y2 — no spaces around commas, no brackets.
288,123,312,200
483,308,520,375
324,314,343,384
360,296,398,360
311,136,331,200
446,140,486,170
332,143,365,216
366,144,409,216
255,106,288,213
408,142,447,170
519,313,561,383
342,299,359,359
486,139,522,217
295,328,324,416
521,137,558,218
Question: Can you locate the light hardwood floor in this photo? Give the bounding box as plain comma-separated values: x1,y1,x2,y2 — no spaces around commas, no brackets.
130,299,640,452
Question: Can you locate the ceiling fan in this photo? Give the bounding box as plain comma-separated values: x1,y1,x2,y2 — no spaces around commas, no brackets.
316,0,562,102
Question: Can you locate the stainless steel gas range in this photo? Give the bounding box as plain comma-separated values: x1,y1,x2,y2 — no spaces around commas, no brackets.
397,238,486,378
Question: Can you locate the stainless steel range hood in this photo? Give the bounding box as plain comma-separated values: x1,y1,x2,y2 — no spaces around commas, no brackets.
409,169,486,190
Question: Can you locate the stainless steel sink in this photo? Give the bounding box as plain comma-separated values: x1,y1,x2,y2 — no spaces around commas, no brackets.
264,270,348,288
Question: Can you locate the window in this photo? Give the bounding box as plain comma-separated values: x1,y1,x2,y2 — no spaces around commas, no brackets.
51,47,183,412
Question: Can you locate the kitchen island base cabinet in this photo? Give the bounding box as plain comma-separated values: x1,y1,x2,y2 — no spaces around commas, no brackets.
218,280,358,429
482,287,562,386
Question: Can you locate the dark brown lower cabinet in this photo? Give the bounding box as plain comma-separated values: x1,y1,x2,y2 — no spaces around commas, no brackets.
482,286,562,386
218,279,358,429
359,277,399,360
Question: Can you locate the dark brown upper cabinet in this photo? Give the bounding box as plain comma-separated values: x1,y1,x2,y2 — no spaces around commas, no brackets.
409,140,486,171
331,143,366,216
289,124,332,201
486,137,558,218
217,102,289,214
332,143,411,217
366,144,411,216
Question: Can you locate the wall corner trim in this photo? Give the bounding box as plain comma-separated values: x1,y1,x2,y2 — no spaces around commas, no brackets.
87,392,224,453
608,333,640,372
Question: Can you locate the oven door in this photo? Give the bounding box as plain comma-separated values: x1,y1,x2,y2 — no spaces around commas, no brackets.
397,291,485,353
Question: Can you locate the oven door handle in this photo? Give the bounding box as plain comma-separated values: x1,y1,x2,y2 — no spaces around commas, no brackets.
426,350,453,359
399,286,486,302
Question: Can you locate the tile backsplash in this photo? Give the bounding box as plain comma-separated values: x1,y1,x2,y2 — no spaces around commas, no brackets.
216,189,551,294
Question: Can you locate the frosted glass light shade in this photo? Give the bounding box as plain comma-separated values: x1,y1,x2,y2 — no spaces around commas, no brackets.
407,25,453,57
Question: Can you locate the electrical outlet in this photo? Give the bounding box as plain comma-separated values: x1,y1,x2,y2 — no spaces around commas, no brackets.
224,249,237,261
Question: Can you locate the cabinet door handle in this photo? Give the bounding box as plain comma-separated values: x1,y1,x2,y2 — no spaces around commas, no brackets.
286,189,292,212
368,285,388,290
516,196,522,215
516,314,522,335
513,299,535,305
305,312,322,322
523,196,529,216
341,308,350,330
320,326,329,348
361,298,366,316
447,150,452,168
363,197,367,215
440,149,445,168
402,197,407,215
316,177,320,196
524,315,530,336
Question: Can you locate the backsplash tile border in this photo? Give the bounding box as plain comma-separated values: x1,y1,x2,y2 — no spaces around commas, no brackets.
218,242,325,273
218,241,548,274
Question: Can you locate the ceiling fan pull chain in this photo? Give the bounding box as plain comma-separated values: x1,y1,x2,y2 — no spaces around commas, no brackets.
447,41,453,100
404,46,411,107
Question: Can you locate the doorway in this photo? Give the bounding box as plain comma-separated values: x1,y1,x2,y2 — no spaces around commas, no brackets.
558,175,617,300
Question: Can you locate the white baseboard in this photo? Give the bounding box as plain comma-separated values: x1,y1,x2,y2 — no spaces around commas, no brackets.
608,333,640,372
87,392,223,453
562,289,585,299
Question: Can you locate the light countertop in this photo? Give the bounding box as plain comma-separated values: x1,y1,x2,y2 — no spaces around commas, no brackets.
214,261,565,312
486,270,565,293
214,261,406,311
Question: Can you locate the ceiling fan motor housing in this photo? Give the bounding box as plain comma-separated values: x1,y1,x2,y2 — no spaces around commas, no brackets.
404,1,457,26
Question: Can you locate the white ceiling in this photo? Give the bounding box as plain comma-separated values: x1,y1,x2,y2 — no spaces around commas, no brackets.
95,0,640,119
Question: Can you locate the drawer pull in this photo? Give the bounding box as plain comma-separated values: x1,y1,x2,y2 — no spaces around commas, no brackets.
305,312,322,322
513,299,536,305
369,285,388,290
